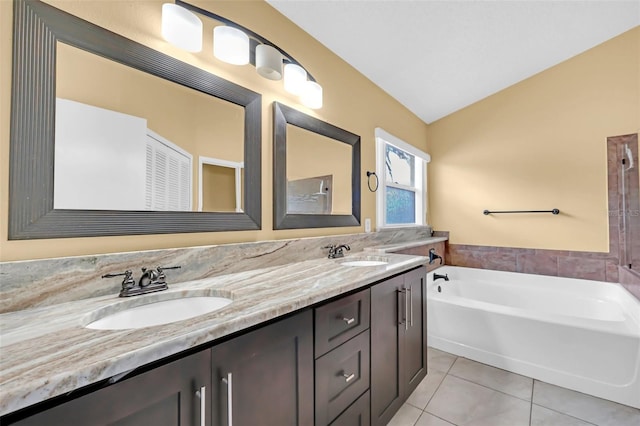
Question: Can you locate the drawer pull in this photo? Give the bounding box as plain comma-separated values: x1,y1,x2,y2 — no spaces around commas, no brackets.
342,317,356,325
343,372,356,383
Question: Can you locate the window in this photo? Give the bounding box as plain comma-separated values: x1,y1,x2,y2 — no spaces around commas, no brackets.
375,128,430,228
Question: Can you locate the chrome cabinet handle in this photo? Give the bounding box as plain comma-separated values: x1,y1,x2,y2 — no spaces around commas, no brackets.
222,373,233,426
396,288,406,326
404,286,409,330
342,317,355,325
343,372,356,383
195,386,206,426
408,286,413,327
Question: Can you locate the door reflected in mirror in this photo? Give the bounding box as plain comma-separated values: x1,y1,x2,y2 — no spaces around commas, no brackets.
55,42,245,213
286,125,352,215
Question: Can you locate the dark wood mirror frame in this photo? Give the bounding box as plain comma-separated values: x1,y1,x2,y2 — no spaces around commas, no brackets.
9,0,261,239
273,102,361,230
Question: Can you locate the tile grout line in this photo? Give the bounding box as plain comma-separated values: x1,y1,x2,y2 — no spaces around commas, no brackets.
417,355,460,425
530,402,600,426
445,371,533,404
529,379,534,426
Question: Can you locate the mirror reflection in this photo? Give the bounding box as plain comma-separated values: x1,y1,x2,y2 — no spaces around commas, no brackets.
54,42,245,213
273,102,360,230
286,124,352,215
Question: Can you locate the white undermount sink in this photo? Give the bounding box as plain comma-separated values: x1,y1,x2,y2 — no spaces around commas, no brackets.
339,256,389,267
85,294,233,330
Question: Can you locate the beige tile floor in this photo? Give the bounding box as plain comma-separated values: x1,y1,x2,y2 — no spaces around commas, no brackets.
387,347,640,426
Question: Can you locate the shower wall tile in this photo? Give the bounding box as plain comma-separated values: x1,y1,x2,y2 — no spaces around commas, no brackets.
516,253,558,276
605,261,619,283
448,245,614,283
619,267,640,299
557,257,606,281
447,246,517,272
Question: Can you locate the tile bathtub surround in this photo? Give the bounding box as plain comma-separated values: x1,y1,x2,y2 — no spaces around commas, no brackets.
0,226,435,313
388,347,640,426
446,244,619,281
447,243,640,299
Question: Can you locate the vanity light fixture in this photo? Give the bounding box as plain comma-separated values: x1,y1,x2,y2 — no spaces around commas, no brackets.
301,81,323,109
283,63,307,95
256,44,283,80
161,0,322,109
161,3,203,52
213,25,250,65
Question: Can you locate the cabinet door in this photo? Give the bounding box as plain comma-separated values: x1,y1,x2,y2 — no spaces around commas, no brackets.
9,350,211,426
370,274,405,426
210,310,314,426
403,267,428,395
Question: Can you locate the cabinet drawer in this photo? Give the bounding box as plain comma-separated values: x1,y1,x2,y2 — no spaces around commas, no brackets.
315,288,370,357
329,390,370,426
315,330,370,426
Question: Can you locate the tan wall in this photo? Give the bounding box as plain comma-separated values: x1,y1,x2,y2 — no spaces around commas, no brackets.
202,164,237,212
0,0,429,261
428,27,640,252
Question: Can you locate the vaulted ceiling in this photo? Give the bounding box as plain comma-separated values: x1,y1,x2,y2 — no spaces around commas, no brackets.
267,0,640,123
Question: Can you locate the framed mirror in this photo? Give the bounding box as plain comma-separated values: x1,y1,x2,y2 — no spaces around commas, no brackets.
9,0,261,239
273,102,361,229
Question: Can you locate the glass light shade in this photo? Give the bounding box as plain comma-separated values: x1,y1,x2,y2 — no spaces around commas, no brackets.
256,45,283,80
213,26,250,65
301,81,323,109
283,63,307,95
161,4,202,52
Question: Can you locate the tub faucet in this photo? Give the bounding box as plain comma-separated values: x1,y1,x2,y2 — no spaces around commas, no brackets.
323,244,351,259
429,248,443,265
433,272,449,293
433,272,449,282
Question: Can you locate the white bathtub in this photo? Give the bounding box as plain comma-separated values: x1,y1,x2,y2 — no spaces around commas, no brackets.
427,266,640,408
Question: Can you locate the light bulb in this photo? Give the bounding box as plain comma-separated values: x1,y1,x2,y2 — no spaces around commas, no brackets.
213,26,250,65
161,4,202,53
283,63,307,95
256,45,283,80
301,81,323,109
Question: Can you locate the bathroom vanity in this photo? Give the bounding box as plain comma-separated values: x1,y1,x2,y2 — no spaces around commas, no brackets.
0,254,429,426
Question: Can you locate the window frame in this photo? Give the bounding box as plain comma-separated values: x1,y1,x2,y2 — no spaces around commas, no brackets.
375,128,431,229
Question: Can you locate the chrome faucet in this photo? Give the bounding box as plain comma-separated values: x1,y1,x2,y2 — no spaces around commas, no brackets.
428,248,443,265
103,266,181,297
323,244,351,259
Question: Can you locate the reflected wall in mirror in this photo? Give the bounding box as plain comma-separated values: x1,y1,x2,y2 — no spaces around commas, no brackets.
9,0,261,239
273,102,361,229
286,125,352,215
55,43,244,213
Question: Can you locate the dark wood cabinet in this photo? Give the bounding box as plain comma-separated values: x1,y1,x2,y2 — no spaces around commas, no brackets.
315,330,370,425
210,310,314,426
329,390,370,426
370,266,427,426
9,349,212,426
315,289,371,426
5,266,428,426
315,289,370,358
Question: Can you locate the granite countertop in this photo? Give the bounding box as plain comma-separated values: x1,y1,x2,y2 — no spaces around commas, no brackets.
365,236,448,253
0,252,426,416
